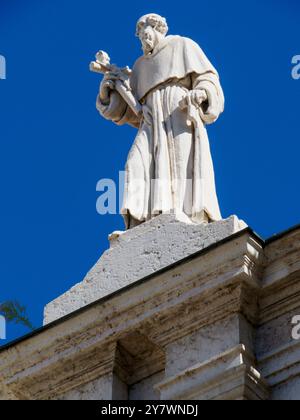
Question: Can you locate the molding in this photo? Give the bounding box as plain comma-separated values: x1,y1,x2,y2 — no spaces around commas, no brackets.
0,231,265,400
155,345,269,400
258,340,300,387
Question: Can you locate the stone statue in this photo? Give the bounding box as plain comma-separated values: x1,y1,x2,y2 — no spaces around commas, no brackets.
92,13,224,230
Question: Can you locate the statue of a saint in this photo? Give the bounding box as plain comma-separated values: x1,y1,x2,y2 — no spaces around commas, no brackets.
95,13,224,229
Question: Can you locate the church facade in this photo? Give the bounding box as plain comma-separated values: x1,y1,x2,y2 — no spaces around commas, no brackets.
0,216,300,400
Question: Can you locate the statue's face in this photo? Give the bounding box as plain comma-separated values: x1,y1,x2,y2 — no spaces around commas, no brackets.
137,23,162,55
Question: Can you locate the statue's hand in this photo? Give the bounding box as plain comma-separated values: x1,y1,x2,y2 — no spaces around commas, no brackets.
190,90,208,108
99,72,118,103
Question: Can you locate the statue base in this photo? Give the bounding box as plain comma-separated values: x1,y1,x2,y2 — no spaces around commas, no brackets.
44,214,247,325
2,217,300,400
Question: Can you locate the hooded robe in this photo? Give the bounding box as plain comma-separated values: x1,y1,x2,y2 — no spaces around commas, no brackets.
97,35,225,229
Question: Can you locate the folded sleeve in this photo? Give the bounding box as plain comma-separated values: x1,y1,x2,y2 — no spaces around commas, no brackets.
192,71,225,125
96,90,141,129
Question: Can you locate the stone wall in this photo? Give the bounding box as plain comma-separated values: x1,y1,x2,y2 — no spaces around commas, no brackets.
0,217,300,400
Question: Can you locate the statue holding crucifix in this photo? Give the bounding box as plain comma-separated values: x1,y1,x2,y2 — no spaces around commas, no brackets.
91,13,224,230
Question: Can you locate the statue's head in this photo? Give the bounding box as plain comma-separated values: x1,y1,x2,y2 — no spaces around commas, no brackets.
136,14,168,55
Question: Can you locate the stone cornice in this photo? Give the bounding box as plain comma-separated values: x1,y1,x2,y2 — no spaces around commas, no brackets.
0,230,263,399
155,345,269,400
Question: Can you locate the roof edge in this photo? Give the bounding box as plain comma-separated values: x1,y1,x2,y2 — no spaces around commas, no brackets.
3,222,300,352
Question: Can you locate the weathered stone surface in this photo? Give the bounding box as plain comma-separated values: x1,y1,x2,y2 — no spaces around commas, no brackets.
44,214,247,324
129,372,164,400
165,314,254,377
156,345,269,400
0,227,262,400
1,223,300,400
56,375,113,400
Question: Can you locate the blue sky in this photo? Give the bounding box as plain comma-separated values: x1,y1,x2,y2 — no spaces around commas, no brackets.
0,0,299,344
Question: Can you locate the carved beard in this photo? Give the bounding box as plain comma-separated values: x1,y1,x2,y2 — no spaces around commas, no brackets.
141,34,158,55
141,36,156,55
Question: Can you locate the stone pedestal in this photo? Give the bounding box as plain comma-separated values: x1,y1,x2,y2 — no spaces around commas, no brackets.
1,217,300,400
44,214,247,325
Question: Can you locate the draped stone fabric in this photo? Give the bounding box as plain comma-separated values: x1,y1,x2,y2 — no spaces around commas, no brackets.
97,35,224,229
